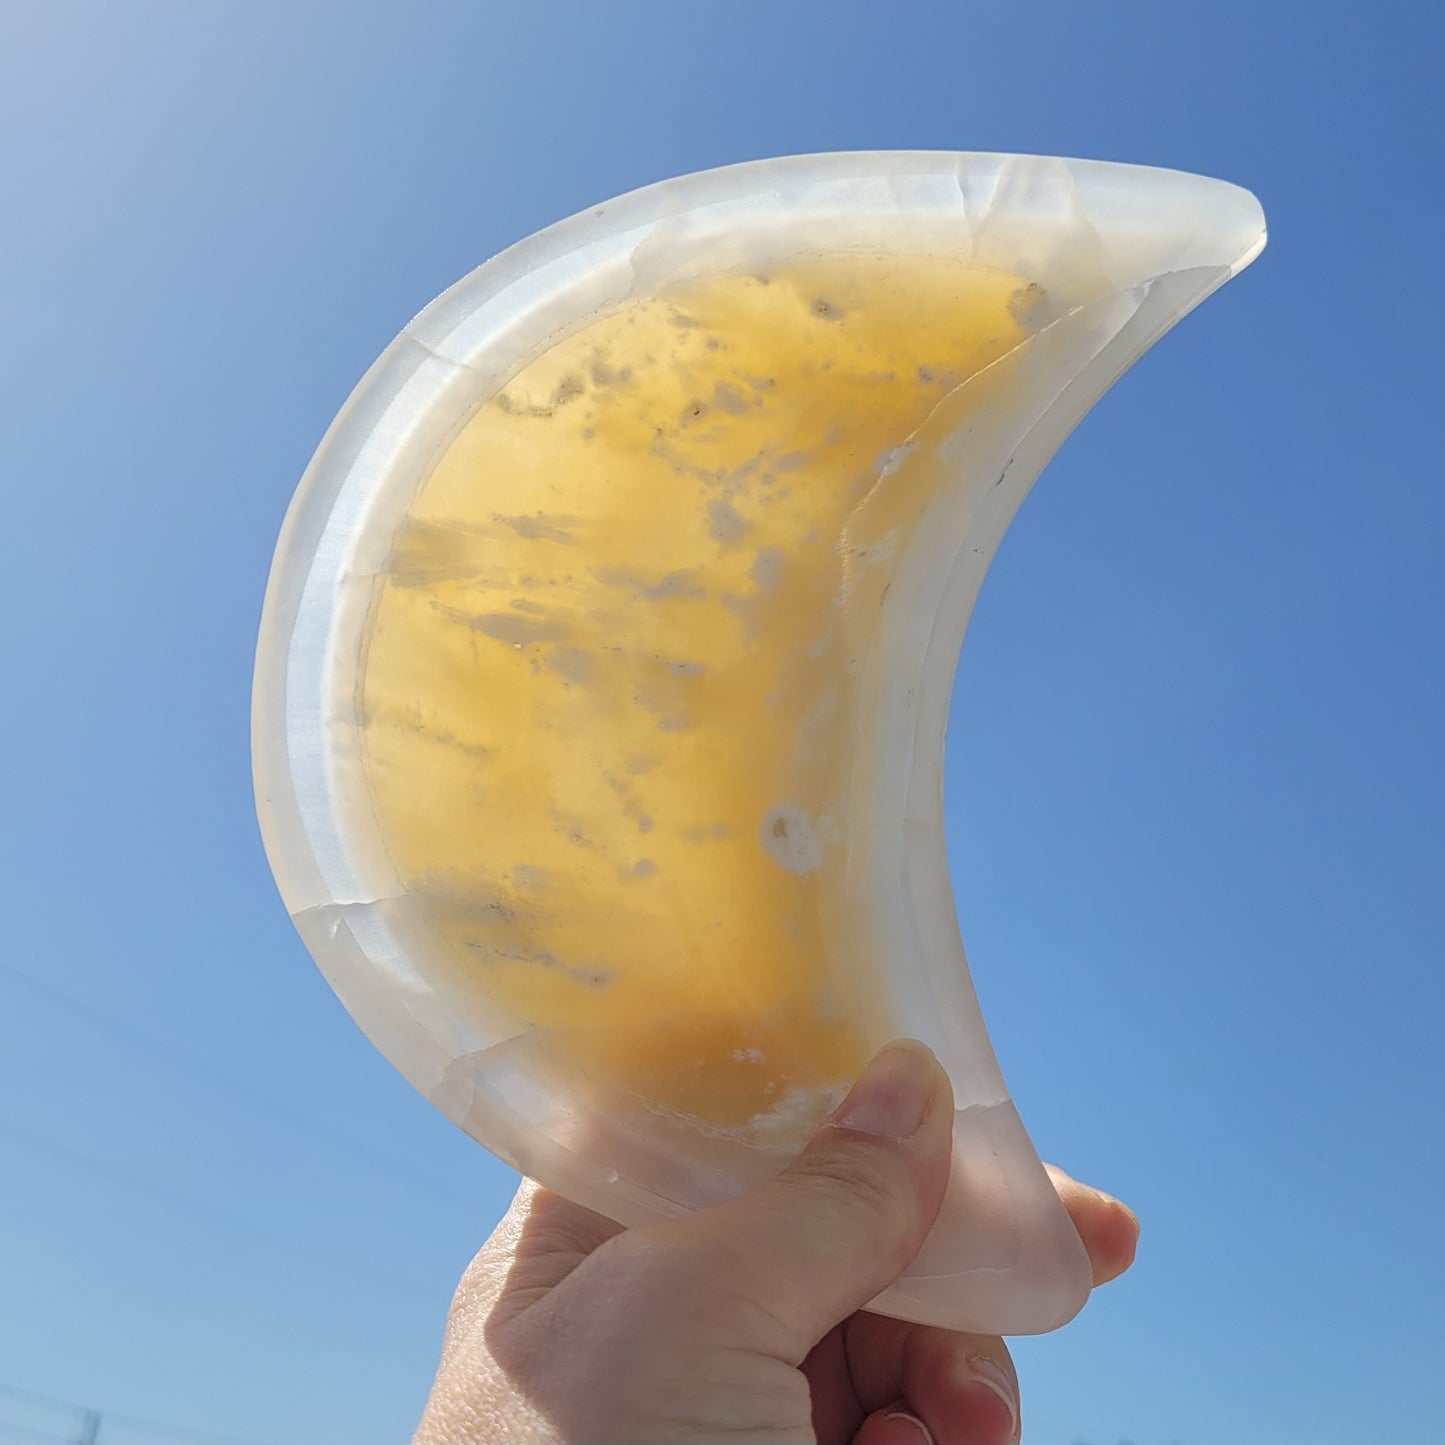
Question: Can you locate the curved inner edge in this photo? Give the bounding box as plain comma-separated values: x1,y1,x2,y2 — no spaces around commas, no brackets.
349,249,1144,1155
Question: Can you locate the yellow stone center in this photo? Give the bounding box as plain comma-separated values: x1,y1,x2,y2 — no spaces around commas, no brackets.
356,252,1037,1136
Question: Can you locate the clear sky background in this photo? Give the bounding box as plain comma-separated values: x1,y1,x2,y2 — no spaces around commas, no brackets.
1,3,1440,1443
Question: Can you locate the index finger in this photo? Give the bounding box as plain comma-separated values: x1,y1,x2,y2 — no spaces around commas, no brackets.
1043,1164,1140,1286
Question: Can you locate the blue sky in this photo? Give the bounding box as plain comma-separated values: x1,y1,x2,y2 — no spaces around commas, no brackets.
1,3,1440,1442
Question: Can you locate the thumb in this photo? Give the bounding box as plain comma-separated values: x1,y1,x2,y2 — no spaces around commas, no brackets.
673,1040,954,1360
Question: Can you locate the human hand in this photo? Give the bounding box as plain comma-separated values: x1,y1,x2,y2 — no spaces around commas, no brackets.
415,1041,1138,1445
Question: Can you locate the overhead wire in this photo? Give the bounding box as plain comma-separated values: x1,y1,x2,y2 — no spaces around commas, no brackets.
0,957,487,1213
0,961,451,1429
0,1117,437,1304
0,1412,71,1445
0,1378,252,1445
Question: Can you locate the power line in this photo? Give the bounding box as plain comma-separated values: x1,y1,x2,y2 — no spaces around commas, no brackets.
0,958,483,1212
0,1378,251,1445
0,1412,71,1445
0,1118,436,1304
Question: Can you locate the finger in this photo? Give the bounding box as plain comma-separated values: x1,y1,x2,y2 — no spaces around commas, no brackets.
853,1404,935,1444
1044,1164,1140,1286
514,1179,630,1259
842,1313,1019,1445
661,1040,955,1360
451,1177,627,1337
